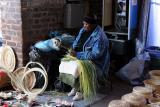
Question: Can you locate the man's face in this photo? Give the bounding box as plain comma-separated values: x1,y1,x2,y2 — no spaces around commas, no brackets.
83,21,93,32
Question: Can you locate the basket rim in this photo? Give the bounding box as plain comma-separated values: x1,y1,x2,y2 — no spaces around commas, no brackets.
11,67,36,91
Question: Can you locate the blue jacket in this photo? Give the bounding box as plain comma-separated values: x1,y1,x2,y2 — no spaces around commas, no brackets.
72,25,110,79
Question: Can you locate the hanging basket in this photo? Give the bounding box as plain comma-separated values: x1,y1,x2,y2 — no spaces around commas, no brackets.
132,86,153,99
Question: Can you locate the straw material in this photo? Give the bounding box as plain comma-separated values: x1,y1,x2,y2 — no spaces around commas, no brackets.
11,67,36,91
0,45,16,72
133,86,153,99
121,93,146,107
108,100,131,107
149,70,160,80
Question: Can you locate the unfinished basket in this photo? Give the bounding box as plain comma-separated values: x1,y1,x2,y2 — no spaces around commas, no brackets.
108,100,131,107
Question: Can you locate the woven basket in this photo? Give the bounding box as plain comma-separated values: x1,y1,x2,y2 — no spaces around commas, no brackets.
0,45,16,72
11,67,36,91
121,93,146,107
143,79,160,92
149,70,160,80
148,97,160,104
132,86,153,99
108,100,131,107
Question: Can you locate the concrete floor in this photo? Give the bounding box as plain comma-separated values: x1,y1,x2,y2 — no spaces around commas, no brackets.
91,77,133,107
37,77,133,107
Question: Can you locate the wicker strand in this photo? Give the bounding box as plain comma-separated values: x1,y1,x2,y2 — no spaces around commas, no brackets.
0,61,48,100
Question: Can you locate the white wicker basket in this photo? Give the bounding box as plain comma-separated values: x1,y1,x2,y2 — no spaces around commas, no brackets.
132,86,153,99
108,100,131,107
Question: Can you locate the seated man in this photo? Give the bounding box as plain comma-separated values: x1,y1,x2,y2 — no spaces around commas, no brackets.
59,13,110,101
29,32,75,90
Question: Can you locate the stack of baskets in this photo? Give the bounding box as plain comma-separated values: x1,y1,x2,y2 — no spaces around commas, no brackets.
108,70,160,107
144,70,160,93
108,86,153,107
0,45,16,88
143,70,160,106
132,86,153,100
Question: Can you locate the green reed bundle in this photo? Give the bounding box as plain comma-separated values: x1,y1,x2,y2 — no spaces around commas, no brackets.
77,60,97,101
62,55,97,101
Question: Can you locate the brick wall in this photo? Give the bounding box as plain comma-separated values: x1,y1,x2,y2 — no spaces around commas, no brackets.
0,0,65,67
0,0,23,67
89,0,102,25
21,0,65,64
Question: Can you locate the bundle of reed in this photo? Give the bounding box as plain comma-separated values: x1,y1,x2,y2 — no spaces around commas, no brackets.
62,55,97,101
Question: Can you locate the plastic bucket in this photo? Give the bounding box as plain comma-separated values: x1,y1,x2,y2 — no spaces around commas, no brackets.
145,46,160,70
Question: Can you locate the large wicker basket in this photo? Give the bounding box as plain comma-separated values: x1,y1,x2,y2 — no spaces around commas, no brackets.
121,93,146,107
11,67,36,91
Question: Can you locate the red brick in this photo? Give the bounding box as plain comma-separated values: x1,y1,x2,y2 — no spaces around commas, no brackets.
11,25,21,30
6,41,17,46
4,36,11,40
14,47,22,53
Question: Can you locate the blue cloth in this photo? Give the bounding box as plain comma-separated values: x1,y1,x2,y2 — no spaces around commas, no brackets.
34,34,75,52
72,25,110,79
34,39,59,52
